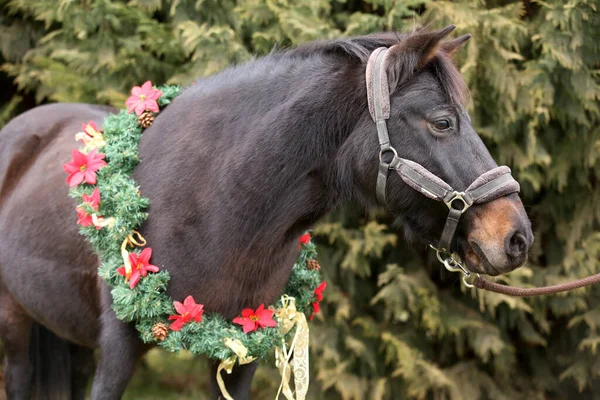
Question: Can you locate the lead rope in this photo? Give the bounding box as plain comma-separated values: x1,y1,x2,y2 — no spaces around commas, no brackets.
474,274,600,296
432,247,600,297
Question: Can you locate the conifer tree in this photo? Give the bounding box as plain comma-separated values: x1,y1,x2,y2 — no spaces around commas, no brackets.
1,0,599,398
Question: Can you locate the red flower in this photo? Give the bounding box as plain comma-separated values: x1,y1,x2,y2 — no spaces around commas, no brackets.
298,233,311,249
310,281,326,321
117,248,160,289
63,149,107,187
82,187,101,209
76,208,95,228
76,187,101,229
168,295,204,331
314,281,326,301
233,304,277,334
312,301,320,315
125,81,162,116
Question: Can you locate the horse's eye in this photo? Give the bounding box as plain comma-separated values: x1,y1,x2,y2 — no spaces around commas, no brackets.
432,119,451,131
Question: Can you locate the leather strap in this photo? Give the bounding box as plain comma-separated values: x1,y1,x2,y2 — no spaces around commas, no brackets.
367,48,400,205
465,167,518,204
366,48,390,122
376,162,391,205
396,160,453,201
396,161,519,206
438,208,462,253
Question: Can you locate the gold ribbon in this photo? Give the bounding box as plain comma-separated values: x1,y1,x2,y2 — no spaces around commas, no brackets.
120,230,146,279
91,214,115,229
215,297,310,400
216,338,257,400
274,296,310,400
75,128,105,152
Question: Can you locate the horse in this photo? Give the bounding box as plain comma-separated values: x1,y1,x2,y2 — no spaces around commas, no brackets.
0,25,533,399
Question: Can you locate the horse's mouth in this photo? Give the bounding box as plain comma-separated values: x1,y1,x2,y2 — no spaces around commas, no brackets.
462,241,502,276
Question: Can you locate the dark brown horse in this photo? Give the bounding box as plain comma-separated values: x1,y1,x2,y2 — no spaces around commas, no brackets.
0,26,532,399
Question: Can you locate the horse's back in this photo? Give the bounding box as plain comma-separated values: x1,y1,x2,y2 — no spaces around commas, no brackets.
0,103,115,201
0,103,116,346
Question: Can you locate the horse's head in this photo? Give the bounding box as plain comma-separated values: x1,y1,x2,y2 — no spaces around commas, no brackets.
354,26,533,276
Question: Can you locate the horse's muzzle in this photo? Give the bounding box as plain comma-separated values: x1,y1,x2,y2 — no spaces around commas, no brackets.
462,195,533,276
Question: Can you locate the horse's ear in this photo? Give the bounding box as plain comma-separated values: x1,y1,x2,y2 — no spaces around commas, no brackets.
385,25,456,92
440,34,472,55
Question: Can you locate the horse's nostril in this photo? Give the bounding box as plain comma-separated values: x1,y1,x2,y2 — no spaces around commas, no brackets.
506,232,528,258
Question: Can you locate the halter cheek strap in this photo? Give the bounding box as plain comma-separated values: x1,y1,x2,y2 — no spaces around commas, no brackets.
366,48,395,206
365,47,520,269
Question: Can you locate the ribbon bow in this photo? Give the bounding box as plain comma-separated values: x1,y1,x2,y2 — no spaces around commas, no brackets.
120,230,146,279
216,339,257,400
216,296,310,400
91,214,115,229
274,295,309,400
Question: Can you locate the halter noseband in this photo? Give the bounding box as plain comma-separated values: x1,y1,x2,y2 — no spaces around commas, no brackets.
366,47,521,285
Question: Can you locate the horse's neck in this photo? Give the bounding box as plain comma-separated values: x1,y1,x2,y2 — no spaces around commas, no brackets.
134,58,367,312
149,60,365,229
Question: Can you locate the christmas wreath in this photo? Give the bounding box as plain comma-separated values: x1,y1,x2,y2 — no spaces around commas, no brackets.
64,81,324,399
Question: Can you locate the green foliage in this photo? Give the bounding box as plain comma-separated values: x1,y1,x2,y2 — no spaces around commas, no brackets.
2,0,600,398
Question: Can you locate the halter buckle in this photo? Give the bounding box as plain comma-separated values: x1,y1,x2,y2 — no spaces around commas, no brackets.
445,192,470,213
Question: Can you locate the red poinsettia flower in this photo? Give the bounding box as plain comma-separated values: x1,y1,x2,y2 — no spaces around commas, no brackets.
82,187,101,209
312,301,320,315
310,281,326,321
314,281,326,301
116,248,160,289
168,295,204,331
233,304,277,334
125,81,162,116
298,233,311,249
76,187,101,229
76,208,95,228
63,149,107,187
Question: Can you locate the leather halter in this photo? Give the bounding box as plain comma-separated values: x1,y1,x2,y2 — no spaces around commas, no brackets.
365,47,521,282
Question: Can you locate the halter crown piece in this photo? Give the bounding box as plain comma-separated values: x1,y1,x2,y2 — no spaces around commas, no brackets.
365,47,521,286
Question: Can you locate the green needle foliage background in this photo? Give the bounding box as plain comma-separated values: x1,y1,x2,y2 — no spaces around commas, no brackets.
1,0,599,399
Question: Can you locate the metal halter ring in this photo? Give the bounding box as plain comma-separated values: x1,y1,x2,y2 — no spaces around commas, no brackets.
379,146,398,163
445,192,471,213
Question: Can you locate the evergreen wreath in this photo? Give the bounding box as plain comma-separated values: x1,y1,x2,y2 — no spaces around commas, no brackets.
64,81,325,362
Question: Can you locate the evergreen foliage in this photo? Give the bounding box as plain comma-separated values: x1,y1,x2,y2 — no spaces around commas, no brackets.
1,0,599,398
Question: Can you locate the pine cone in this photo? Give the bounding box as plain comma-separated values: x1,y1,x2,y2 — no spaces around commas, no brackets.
306,259,321,271
152,322,169,341
138,111,154,128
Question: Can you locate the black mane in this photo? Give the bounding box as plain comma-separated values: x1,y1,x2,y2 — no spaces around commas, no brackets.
278,31,469,106
283,32,400,61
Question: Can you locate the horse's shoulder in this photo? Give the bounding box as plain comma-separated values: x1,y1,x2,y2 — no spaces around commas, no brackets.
0,103,116,202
